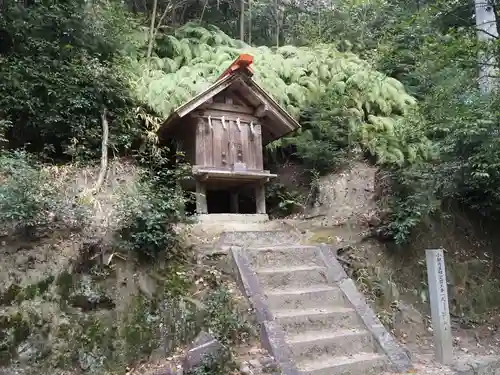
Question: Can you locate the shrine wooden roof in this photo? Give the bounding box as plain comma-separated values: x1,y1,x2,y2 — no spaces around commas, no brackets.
159,54,301,144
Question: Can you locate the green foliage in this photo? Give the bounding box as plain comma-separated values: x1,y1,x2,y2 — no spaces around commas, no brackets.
120,294,160,362
0,151,89,236
289,88,356,173
132,23,435,190
187,352,231,375
265,181,304,218
370,3,500,243
0,151,52,232
132,23,417,124
75,316,117,374
0,120,11,146
161,266,193,298
203,287,252,346
0,311,31,365
284,0,400,53
0,0,139,158
279,78,434,205
14,276,55,303
49,300,140,373
115,150,189,261
384,164,441,244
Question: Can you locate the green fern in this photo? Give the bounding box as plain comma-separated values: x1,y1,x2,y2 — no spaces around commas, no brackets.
128,24,432,166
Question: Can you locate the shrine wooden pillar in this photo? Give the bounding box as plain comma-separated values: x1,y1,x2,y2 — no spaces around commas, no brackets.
230,192,239,213
255,182,266,214
195,180,208,214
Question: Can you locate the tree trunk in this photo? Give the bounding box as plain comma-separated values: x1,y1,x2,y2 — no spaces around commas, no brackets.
146,0,159,63
248,0,252,44
275,0,280,47
317,0,321,40
240,0,245,42
475,0,499,92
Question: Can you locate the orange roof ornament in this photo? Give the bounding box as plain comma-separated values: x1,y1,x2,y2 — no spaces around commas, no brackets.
216,54,254,81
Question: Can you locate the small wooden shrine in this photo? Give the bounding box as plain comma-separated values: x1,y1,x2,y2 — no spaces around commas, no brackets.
159,54,301,215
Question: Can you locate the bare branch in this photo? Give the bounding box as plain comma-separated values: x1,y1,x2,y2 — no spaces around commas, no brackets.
199,0,209,22
146,0,159,62
476,26,499,39
153,1,174,40
92,108,109,195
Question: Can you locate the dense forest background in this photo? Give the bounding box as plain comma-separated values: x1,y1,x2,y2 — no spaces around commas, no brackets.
2,0,500,246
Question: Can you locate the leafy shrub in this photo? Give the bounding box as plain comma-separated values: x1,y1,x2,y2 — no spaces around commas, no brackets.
115,151,189,261
369,8,500,244
273,85,436,242
203,287,252,346
0,120,11,146
383,164,441,244
380,65,500,243
187,352,232,375
289,90,355,174
0,311,31,365
265,181,304,218
0,1,139,159
0,151,89,236
119,295,160,363
115,180,184,260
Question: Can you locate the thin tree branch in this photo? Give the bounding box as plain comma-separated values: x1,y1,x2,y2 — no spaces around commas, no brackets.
146,0,159,63
199,0,209,22
153,2,174,40
180,2,189,24
476,27,499,39
92,108,109,195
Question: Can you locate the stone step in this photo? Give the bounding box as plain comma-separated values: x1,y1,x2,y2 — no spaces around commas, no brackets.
297,352,388,375
265,285,348,311
256,265,328,290
287,328,375,362
247,245,324,269
218,230,300,248
274,307,362,335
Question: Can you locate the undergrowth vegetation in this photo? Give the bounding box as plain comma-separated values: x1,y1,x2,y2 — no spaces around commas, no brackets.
0,252,251,374
0,151,91,238
203,287,253,346
114,150,189,261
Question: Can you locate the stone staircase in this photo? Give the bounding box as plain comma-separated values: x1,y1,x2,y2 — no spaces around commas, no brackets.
219,230,413,375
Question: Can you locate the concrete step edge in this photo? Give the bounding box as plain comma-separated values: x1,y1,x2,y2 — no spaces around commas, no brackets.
247,245,319,251
287,328,369,344
296,352,387,371
264,285,338,296
274,306,355,318
256,265,326,274
221,230,289,234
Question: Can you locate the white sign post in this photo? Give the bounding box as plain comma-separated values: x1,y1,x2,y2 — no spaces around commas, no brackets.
425,249,453,365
